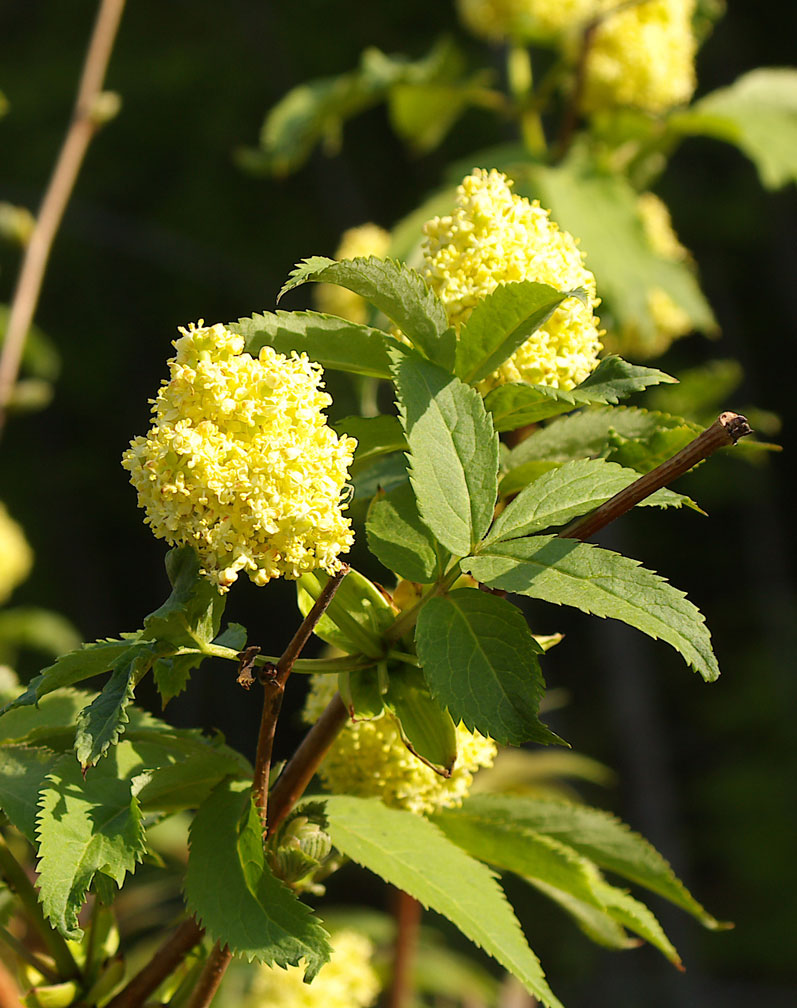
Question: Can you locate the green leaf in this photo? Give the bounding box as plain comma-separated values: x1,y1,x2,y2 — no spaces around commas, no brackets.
526,878,633,949
323,795,563,1008
36,744,148,939
335,415,407,476
463,536,719,682
499,461,562,498
393,349,499,556
366,482,449,583
0,689,92,749
431,806,606,911
453,795,723,929
0,744,59,840
185,779,331,975
671,68,797,189
415,589,558,746
142,546,225,651
432,798,682,963
0,637,141,715
455,282,584,386
383,665,458,773
279,257,454,367
505,406,701,473
151,653,199,708
338,667,384,720
577,355,678,402
486,458,697,546
74,642,168,769
592,881,680,965
297,568,394,658
232,311,393,379
487,356,679,433
512,158,716,341
136,741,249,813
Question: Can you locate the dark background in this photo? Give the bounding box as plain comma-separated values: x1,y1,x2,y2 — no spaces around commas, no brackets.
1,2,795,1006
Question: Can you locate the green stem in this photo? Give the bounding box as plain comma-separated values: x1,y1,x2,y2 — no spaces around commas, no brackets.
507,43,546,157
174,644,371,675
0,834,79,980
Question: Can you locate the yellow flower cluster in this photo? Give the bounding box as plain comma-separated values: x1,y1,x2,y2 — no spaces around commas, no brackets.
304,674,497,815
457,0,596,43
0,503,32,605
607,193,693,358
122,322,356,591
315,224,391,325
250,929,380,1008
423,168,602,390
582,0,697,115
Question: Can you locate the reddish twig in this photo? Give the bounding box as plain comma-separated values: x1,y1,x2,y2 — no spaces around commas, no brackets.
252,563,350,827
184,944,231,1008
105,917,203,1008
0,0,126,431
266,692,349,837
387,889,422,1008
561,412,752,541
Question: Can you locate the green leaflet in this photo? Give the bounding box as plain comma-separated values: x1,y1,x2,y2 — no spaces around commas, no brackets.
393,348,499,557
452,795,723,929
505,405,701,473
454,282,584,386
671,68,797,189
185,780,331,977
432,800,681,965
415,589,559,746
486,458,697,546
334,415,407,476
75,641,169,770
484,356,677,432
296,568,394,658
0,607,80,661
0,744,60,840
0,637,140,715
36,744,149,939
462,536,720,682
233,311,393,379
279,256,454,367
383,664,458,773
323,795,563,1008
142,546,225,651
366,481,449,583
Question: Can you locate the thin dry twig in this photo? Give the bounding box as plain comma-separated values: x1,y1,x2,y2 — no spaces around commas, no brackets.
0,0,127,432
105,917,204,1008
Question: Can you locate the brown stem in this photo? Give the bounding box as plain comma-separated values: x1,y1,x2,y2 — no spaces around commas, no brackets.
0,0,127,431
0,959,22,1008
266,693,349,837
252,564,350,826
387,889,421,1008
555,16,598,159
561,412,752,541
184,944,231,1008
105,917,203,1008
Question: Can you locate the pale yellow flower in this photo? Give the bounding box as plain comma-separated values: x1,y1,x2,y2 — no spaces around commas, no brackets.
122,322,356,591
250,929,380,1008
304,674,497,815
582,0,697,115
423,168,602,390
605,192,693,358
315,224,391,325
0,503,32,604
457,0,596,43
